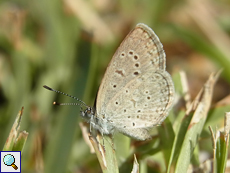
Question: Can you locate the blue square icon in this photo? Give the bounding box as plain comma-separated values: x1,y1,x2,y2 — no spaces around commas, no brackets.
0,151,21,173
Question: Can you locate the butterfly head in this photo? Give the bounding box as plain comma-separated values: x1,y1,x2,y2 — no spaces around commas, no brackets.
81,106,95,121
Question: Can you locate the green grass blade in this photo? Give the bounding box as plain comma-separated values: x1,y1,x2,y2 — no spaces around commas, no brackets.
174,71,220,173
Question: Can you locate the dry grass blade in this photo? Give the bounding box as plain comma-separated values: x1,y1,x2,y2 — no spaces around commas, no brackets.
131,154,139,173
187,70,221,115
3,107,29,151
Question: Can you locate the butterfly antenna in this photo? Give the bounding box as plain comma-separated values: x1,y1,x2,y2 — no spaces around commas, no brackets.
43,85,87,107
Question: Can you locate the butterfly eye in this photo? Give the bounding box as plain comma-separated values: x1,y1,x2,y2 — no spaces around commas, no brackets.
87,110,91,114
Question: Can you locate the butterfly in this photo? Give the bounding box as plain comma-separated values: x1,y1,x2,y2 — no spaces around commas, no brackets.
44,23,175,140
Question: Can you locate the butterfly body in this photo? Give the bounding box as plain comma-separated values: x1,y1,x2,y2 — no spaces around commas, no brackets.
81,107,115,135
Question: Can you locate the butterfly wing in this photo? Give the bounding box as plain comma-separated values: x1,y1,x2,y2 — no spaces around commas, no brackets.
96,23,174,139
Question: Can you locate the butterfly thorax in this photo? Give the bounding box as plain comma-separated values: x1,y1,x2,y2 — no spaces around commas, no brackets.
81,107,115,136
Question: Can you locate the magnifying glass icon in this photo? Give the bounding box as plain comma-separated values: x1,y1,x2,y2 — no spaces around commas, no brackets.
3,154,18,170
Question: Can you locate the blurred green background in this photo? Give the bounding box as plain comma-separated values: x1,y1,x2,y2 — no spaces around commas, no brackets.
0,0,230,172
